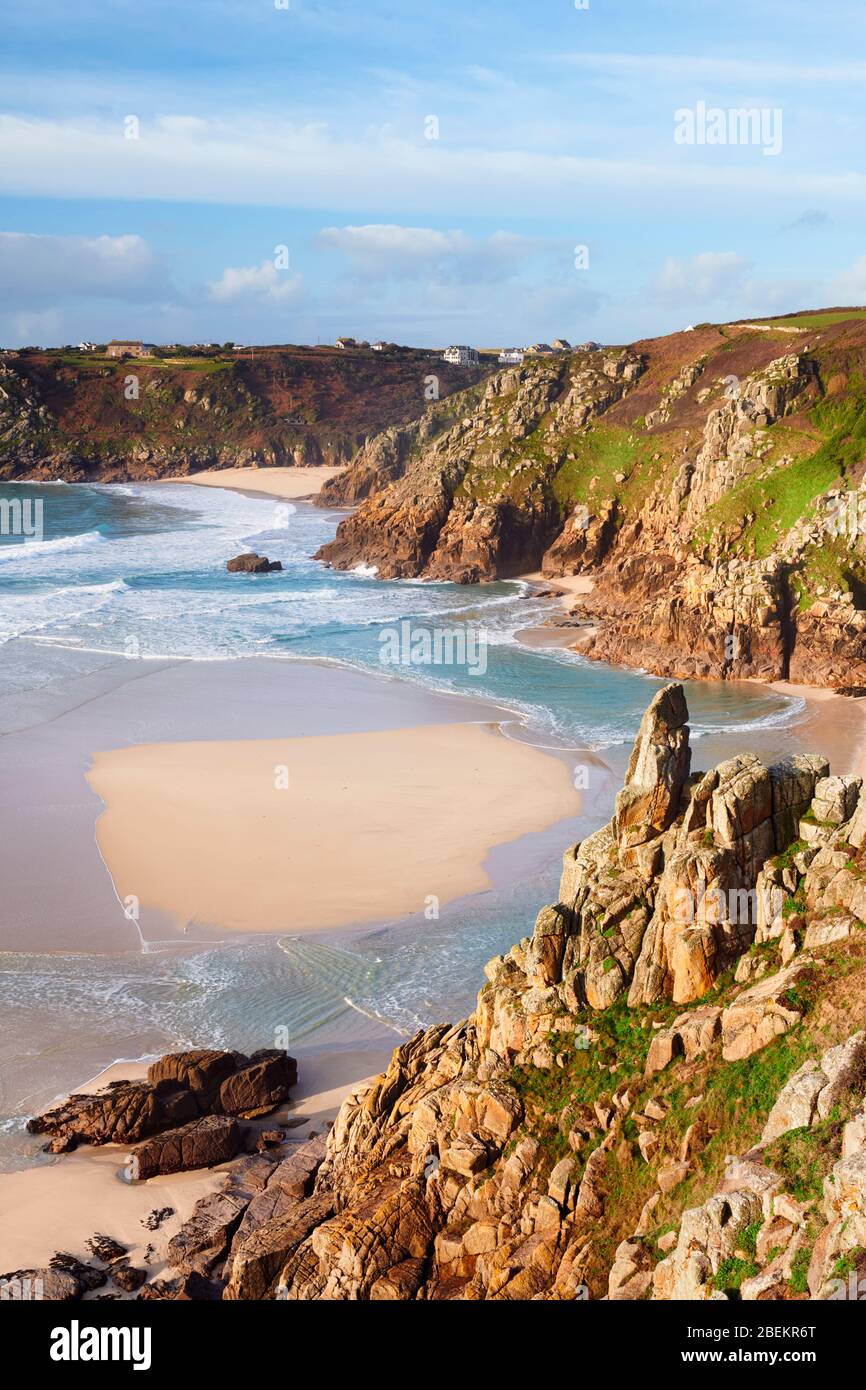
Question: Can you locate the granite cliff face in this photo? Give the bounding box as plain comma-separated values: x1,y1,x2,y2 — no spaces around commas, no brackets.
0,347,489,483
317,313,866,687
208,685,866,1301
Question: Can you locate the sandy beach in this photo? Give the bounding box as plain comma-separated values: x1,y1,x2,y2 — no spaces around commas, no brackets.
0,1044,389,1278
769,680,866,780
519,569,595,611
87,721,581,935
168,465,342,501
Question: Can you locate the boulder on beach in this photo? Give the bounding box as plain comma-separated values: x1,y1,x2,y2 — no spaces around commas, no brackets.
27,1047,297,1153
127,1115,242,1181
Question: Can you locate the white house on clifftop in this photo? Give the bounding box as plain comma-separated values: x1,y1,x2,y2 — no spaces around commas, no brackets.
443,345,479,365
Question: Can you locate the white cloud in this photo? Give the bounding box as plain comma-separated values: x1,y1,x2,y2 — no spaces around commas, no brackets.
207,260,303,304
0,231,167,303
0,114,864,220
651,251,750,304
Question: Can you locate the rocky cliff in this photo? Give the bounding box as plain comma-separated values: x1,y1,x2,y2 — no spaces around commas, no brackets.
228,685,864,1302
25,684,866,1302
316,313,866,687
0,346,489,483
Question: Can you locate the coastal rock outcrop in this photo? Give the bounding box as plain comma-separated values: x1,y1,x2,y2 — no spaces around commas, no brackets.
316,350,645,583
311,319,866,690
27,1048,297,1154
127,1115,242,1181
226,553,283,573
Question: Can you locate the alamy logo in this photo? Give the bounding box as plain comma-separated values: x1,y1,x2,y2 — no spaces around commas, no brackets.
0,495,44,542
379,620,488,675
0,1273,43,1299
824,488,866,539
50,1320,152,1371
674,101,783,157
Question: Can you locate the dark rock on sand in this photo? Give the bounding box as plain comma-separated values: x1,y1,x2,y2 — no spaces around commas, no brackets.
49,1252,107,1292
86,1233,128,1263
128,1115,242,1181
111,1262,148,1292
143,1206,175,1231
28,1048,296,1153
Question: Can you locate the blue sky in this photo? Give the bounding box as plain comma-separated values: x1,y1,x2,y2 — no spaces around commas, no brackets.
1,0,865,347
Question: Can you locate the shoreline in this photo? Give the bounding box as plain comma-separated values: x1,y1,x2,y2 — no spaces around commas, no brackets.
516,574,866,782
0,648,599,1159
0,1043,390,1278
768,679,866,780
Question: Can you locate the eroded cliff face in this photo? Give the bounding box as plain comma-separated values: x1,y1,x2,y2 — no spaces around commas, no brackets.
0,348,489,483
316,350,645,582
125,684,866,1303
316,316,866,687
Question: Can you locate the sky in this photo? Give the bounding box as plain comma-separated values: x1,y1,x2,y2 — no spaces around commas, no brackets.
1,0,865,348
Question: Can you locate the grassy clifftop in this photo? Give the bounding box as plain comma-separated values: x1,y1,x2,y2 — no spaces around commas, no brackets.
0,343,491,482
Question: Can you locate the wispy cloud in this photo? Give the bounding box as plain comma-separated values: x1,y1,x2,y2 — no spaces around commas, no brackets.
781,208,832,232
0,231,168,303
2,114,865,218
553,51,866,84
315,225,540,283
650,251,750,305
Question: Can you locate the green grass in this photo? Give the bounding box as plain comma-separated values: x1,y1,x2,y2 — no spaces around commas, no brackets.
762,1110,849,1203
788,1244,813,1294
712,1255,759,1294
693,447,842,559
552,426,665,516
154,357,233,374
692,381,866,565
745,311,866,331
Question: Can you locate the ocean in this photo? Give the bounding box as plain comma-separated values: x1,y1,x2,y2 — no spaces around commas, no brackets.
0,479,807,1168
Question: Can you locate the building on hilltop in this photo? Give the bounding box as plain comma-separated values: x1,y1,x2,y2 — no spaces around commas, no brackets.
106,340,155,358
498,348,525,364
551,338,572,351
335,336,357,349
442,345,479,365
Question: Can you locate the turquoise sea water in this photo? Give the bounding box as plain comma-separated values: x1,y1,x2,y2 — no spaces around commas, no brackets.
0,480,807,1166
0,480,799,746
